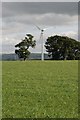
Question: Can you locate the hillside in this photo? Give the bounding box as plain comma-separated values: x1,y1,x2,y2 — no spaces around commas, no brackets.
1,53,50,61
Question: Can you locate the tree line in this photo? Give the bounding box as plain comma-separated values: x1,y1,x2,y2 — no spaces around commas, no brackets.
15,34,80,60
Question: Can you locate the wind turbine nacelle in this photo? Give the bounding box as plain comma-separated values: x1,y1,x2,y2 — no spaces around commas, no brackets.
41,29,44,32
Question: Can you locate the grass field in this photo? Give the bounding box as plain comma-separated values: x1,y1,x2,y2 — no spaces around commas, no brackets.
2,60,78,118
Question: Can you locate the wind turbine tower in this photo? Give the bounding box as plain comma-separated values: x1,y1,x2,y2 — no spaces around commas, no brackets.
36,26,51,61
40,29,44,61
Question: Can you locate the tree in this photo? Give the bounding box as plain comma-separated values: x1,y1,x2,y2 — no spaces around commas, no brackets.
15,34,36,60
45,35,80,60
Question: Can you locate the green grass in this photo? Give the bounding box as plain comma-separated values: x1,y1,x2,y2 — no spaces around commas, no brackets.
0,62,2,119
2,60,78,118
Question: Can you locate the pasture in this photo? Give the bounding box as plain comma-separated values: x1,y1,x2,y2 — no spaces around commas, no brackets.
2,60,78,118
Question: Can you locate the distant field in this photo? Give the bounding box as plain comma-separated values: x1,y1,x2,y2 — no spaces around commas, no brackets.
2,60,78,118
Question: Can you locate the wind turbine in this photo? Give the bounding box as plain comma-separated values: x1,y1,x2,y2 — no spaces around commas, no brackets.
36,25,52,61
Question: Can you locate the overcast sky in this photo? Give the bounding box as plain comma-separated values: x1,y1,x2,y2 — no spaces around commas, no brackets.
1,2,79,53
1,0,79,2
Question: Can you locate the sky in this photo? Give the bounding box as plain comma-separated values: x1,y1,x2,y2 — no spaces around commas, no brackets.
1,1,79,53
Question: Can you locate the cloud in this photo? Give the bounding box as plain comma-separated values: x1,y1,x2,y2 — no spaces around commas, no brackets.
2,2,78,36
59,31,78,40
2,2,78,18
1,0,79,2
62,31,78,38
2,13,78,35
2,0,79,3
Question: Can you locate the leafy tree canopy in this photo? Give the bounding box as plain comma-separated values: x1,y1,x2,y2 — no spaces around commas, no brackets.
45,35,80,60
15,34,36,60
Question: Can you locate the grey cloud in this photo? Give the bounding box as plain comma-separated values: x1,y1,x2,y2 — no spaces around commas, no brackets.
2,2,78,18
2,2,78,29
2,0,79,2
2,13,78,30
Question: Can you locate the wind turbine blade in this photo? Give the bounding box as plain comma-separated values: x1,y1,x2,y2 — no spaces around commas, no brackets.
43,26,54,31
43,28,47,31
35,25,41,30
